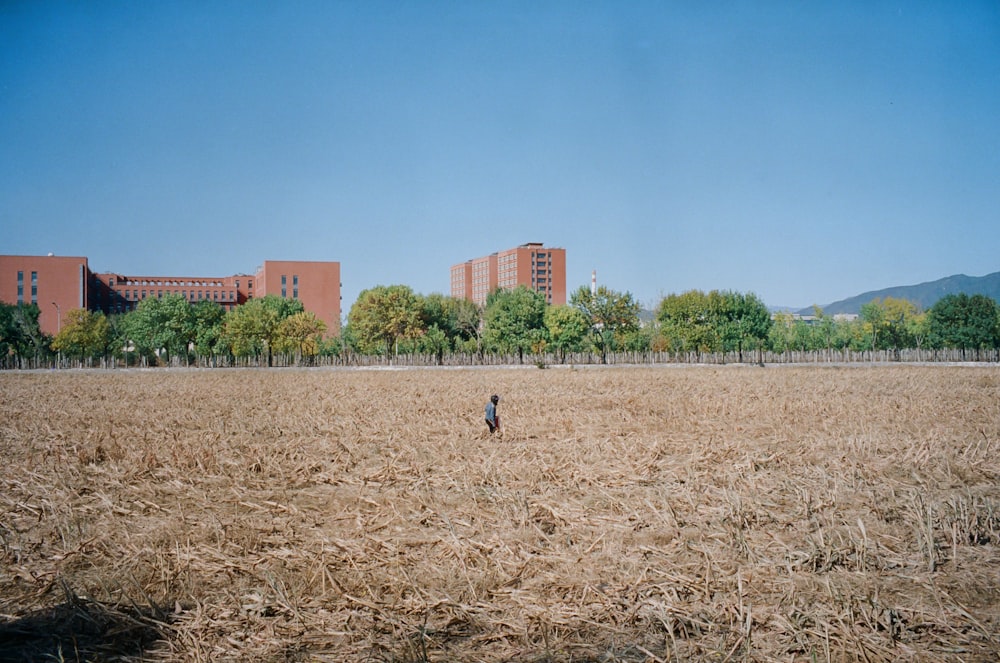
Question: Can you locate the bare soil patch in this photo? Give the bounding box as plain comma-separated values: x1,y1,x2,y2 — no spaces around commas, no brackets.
1,366,998,661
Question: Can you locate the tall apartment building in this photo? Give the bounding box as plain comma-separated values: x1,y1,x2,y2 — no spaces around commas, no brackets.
450,243,566,307
0,254,341,337
450,254,498,306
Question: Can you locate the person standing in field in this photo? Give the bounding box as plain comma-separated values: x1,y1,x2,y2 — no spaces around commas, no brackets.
485,394,501,435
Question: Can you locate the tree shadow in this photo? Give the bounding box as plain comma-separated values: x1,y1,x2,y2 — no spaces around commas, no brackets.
0,592,172,663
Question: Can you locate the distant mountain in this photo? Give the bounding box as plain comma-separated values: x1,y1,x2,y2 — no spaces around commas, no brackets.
799,272,1000,316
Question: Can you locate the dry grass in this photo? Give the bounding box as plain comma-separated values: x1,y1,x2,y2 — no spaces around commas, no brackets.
1,365,998,662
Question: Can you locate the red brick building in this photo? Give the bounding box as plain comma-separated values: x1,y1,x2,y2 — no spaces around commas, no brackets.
0,255,341,337
451,243,566,307
0,255,91,336
91,272,251,316
450,254,498,306
254,260,342,335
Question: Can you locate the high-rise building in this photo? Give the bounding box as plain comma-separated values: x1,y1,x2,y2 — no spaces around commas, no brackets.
450,254,498,305
450,261,472,302
0,254,341,337
451,243,566,306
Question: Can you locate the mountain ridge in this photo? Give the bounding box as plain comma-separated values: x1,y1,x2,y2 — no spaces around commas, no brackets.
796,271,1000,316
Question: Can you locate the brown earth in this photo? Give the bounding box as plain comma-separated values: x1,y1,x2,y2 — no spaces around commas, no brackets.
1,365,998,661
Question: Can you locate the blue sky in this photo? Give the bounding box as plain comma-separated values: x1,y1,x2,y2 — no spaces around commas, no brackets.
3,2,998,313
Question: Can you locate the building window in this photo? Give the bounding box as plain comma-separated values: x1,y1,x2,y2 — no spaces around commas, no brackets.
16,271,23,303
281,274,287,298
109,277,115,287
30,271,37,304
293,275,298,299
141,290,146,299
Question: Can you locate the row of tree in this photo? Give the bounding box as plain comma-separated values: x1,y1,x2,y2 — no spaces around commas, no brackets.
2,287,999,367
769,294,1000,358
2,294,327,366
346,284,643,364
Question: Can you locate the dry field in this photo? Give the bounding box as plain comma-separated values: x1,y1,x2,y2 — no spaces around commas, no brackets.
1,365,999,662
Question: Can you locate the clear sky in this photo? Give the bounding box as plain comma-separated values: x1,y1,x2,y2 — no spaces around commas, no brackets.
3,2,999,313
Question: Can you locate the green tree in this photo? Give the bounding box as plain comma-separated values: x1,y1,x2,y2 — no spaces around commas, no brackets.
51,308,110,361
453,298,484,355
0,303,46,361
125,294,196,364
907,310,929,352
843,317,870,352
221,295,305,364
768,313,842,354
927,293,1000,359
260,293,305,321
416,324,450,364
483,286,547,363
811,306,836,351
222,298,275,361
348,285,423,356
122,303,159,364
339,323,360,358
544,304,589,363
859,300,887,352
105,313,133,365
317,334,345,359
659,290,769,360
191,300,226,359
420,293,453,336
833,317,860,351
420,293,479,354
767,311,794,353
274,310,327,362
881,297,920,354
570,285,640,363
711,291,772,362
858,297,920,354
620,323,656,352
657,290,717,353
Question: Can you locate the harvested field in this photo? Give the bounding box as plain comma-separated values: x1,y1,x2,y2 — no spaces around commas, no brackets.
1,365,999,662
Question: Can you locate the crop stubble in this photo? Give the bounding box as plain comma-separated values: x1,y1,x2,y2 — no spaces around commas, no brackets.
1,365,998,661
